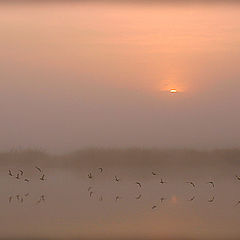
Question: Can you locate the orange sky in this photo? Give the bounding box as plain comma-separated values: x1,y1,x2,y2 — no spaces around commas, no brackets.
0,2,240,152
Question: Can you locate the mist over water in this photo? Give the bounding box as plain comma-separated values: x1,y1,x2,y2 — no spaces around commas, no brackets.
1,1,240,239
1,149,240,239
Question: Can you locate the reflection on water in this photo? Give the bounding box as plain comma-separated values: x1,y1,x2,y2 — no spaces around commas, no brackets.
1,0,240,238
1,150,240,239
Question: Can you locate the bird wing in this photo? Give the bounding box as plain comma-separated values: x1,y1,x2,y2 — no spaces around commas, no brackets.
35,167,42,172
136,194,142,199
136,182,141,187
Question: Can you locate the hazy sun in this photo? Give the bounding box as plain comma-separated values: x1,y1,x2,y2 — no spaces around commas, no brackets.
170,89,177,93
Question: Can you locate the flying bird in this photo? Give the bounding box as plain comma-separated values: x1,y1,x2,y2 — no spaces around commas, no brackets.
89,191,93,197
35,166,42,172
19,170,24,176
136,194,142,200
99,168,103,173
114,176,120,182
208,196,215,203
235,200,240,206
152,172,157,176
188,196,195,201
235,175,240,181
152,205,157,209
115,196,121,201
160,178,167,184
40,174,46,181
24,179,30,182
207,181,215,188
88,173,93,179
136,182,142,188
186,182,196,188
16,174,20,179
8,170,13,176
160,197,167,203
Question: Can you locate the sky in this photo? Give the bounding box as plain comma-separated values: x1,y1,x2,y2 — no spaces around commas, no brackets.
0,1,240,153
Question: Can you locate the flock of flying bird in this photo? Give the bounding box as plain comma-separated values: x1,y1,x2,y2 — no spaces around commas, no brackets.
8,193,46,205
87,168,240,208
8,166,46,204
8,166,46,182
7,166,240,208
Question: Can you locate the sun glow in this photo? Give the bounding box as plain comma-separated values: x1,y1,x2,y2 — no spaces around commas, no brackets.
170,89,177,93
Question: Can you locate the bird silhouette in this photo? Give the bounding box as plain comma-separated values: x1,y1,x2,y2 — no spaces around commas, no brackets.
114,176,120,182
186,182,195,188
207,181,215,188
19,170,24,176
188,196,195,201
152,172,157,176
89,191,93,197
88,173,93,179
235,200,240,206
16,174,20,179
160,178,167,184
152,205,157,209
40,174,45,181
136,182,142,188
41,195,45,202
115,196,121,201
99,168,103,173
35,166,42,172
160,197,167,203
208,196,215,203
8,170,13,176
24,179,30,182
235,175,240,181
136,194,142,200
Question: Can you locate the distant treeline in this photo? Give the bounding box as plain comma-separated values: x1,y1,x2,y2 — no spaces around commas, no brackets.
0,148,240,168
